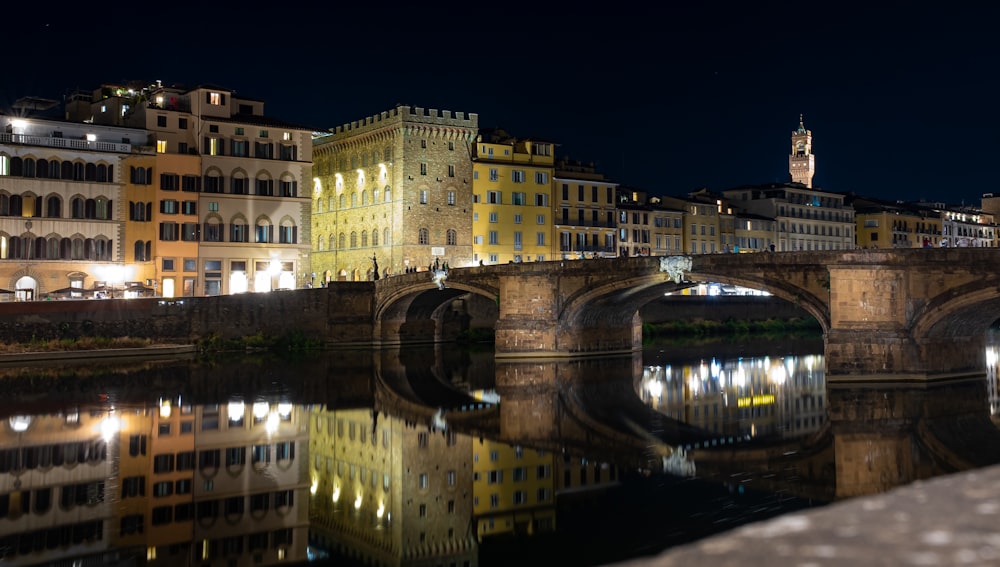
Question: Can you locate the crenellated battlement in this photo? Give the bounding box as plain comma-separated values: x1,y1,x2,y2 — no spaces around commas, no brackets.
326,104,478,139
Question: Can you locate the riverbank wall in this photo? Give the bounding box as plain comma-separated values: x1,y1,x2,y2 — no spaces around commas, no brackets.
0,291,810,344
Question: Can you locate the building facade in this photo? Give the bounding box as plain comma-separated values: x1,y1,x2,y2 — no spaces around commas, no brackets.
311,105,477,282
67,82,314,296
0,107,147,300
471,129,555,265
553,158,618,259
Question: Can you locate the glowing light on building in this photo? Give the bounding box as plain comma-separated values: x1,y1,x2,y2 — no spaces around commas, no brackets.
159,399,171,418
253,402,269,420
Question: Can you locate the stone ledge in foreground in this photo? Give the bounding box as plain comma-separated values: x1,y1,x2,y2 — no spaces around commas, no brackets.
0,344,197,365
613,463,1000,567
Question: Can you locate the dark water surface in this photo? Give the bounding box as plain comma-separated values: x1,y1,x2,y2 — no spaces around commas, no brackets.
2,335,1000,566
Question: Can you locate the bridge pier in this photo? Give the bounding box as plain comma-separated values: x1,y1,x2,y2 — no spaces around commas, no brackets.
825,262,988,380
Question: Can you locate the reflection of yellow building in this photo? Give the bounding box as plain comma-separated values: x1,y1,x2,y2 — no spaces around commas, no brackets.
472,440,555,541
308,408,477,566
471,129,556,265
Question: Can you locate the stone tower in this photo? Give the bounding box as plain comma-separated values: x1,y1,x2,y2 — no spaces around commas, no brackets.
789,114,815,187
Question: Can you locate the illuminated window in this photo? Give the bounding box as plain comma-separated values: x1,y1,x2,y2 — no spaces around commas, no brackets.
208,92,225,105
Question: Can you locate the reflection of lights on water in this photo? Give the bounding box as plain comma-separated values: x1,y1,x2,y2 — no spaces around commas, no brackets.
377,502,385,518
646,380,663,398
101,415,120,441
9,416,31,432
266,412,280,434
988,347,998,368
253,402,269,419
332,486,341,503
734,366,747,388
769,362,787,385
354,493,363,509
228,401,245,419
310,479,318,495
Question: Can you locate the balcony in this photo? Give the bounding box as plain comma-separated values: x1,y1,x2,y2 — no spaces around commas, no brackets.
0,132,132,154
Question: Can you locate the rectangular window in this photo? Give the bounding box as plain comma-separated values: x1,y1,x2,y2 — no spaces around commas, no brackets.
447,191,456,205
535,193,548,207
512,170,525,183
513,232,522,250
487,191,501,204
489,231,499,245
489,168,498,182
514,214,522,224
420,190,428,204
536,214,545,224
537,232,546,246
448,164,455,177
181,201,197,215
420,163,427,176
535,172,549,184
512,192,526,205
489,212,498,223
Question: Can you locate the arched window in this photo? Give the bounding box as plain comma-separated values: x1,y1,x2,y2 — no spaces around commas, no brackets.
70,197,84,219
96,163,109,182
48,160,60,179
418,228,429,245
329,196,335,211
338,233,345,249
134,240,146,261
0,194,7,216
329,234,335,250
371,229,378,247
61,161,73,180
46,196,61,218
73,162,84,181
278,219,296,244
95,197,110,220
85,163,97,181
316,235,324,251
384,228,390,247
23,158,35,178
384,186,391,202
361,230,368,247
36,159,48,178
361,190,368,206
350,231,357,248
60,238,72,259
447,229,457,246
46,237,59,259
351,192,357,207
255,218,272,243
339,194,345,209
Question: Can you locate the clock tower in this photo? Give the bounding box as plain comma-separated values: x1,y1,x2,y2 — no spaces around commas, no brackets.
789,114,815,187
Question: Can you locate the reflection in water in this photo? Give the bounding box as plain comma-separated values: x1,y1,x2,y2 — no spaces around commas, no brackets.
639,353,826,445
2,342,1000,566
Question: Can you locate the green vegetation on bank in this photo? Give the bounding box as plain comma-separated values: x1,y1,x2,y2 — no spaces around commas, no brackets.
196,331,325,353
642,317,822,340
0,336,153,354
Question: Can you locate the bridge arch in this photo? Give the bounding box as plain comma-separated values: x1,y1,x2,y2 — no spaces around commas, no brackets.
374,275,499,346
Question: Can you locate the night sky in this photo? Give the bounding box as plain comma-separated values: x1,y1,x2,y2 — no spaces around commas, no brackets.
4,3,997,205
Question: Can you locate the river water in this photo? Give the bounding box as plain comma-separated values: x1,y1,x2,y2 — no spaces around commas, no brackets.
2,334,1000,567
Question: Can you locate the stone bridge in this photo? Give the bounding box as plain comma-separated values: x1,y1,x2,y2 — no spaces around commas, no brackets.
366,249,1000,380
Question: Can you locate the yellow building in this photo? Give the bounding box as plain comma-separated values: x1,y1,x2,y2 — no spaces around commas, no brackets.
554,158,618,259
471,129,555,265
472,440,556,541
850,195,945,249
312,105,478,281
733,213,777,252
